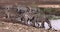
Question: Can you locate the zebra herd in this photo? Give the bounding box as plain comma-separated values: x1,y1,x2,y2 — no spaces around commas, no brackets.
0,5,52,30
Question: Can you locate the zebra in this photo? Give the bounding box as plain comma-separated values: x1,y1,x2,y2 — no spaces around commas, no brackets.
3,5,21,20
16,6,52,29
31,14,52,29
20,11,52,30
16,5,30,14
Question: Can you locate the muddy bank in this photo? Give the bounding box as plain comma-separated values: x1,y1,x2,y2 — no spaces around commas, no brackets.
0,21,59,32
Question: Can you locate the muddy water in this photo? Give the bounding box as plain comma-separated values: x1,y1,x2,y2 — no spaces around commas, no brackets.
45,19,60,30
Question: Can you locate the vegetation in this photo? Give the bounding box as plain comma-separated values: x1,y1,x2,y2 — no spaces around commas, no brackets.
40,8,60,20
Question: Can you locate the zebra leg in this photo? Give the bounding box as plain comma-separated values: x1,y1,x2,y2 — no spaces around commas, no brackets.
5,13,10,19
29,20,35,27
41,21,45,28
46,19,52,29
25,18,29,25
35,22,40,28
5,14,8,18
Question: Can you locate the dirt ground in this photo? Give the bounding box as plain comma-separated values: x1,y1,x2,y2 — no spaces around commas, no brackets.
0,19,59,32
0,0,60,5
